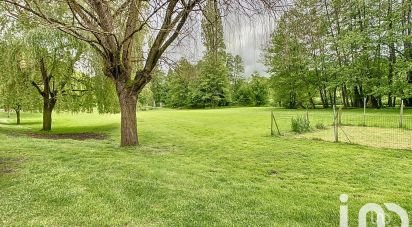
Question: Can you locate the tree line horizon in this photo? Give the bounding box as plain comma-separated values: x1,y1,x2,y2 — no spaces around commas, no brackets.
0,0,411,146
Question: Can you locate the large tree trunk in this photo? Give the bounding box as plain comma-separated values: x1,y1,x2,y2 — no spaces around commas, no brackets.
319,88,329,108
117,83,139,146
353,86,364,108
341,85,350,107
370,95,381,109
42,98,56,131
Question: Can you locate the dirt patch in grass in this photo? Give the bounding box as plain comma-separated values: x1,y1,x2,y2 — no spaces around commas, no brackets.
27,132,108,141
267,169,279,176
0,157,25,174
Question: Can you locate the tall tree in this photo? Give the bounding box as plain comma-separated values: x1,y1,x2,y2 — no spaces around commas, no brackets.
227,53,245,89
265,0,412,109
198,0,231,107
1,0,277,146
402,0,412,106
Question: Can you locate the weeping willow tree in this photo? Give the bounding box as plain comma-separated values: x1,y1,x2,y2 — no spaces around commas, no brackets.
0,15,95,128
1,0,280,146
0,35,40,124
22,29,88,130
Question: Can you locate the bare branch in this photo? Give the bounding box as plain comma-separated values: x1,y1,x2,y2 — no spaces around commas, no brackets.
31,81,44,97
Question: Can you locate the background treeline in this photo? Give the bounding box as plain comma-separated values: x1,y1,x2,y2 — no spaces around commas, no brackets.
3,0,412,123
0,0,272,129
137,0,270,109
264,0,412,109
139,59,270,109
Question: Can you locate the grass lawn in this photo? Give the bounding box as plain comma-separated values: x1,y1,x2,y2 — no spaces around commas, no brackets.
0,108,411,226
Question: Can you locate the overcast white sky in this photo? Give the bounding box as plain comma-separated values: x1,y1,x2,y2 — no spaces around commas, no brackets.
223,15,276,76
167,14,277,77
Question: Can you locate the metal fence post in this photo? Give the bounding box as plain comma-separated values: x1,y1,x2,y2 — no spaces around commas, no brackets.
363,97,367,126
333,105,338,142
271,111,274,136
400,100,404,128
271,111,281,136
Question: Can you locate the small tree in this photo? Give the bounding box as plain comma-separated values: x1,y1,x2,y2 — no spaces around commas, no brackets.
166,58,198,108
195,56,231,107
0,36,39,124
24,29,87,131
150,70,168,107
250,73,269,106
233,80,253,106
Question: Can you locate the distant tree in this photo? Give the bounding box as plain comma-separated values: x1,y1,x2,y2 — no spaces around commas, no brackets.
150,70,168,107
227,53,245,99
249,73,269,106
232,55,245,87
265,11,316,109
264,0,412,109
0,38,39,124
193,56,230,107
233,80,253,106
166,59,199,108
197,0,231,107
138,86,154,107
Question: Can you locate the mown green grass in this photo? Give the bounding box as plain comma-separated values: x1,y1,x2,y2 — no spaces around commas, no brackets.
0,108,411,226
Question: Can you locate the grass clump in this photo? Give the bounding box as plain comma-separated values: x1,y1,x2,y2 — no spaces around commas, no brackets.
291,115,311,133
315,122,327,130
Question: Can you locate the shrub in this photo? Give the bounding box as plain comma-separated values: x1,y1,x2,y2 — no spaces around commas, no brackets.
291,116,311,133
315,122,327,130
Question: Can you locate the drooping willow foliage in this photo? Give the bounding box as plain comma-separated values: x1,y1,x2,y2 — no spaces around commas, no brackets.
0,33,41,120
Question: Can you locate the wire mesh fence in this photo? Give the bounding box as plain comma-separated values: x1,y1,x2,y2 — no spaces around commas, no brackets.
286,105,412,150
334,106,412,150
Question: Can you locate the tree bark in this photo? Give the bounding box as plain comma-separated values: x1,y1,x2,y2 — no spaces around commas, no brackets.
370,95,381,109
42,98,56,131
403,0,412,106
388,41,395,107
353,86,364,107
341,85,349,107
117,83,139,146
388,1,396,107
16,110,21,125
319,88,329,108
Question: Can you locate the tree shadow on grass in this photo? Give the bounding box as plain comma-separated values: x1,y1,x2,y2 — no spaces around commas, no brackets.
0,121,42,126
45,123,119,134
0,123,119,141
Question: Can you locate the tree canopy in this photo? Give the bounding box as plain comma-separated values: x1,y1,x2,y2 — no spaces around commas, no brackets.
264,0,412,109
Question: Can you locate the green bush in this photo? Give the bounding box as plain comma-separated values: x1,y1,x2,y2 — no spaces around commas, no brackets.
291,116,311,133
